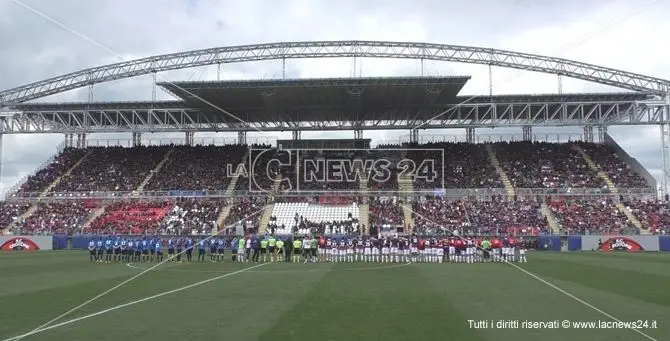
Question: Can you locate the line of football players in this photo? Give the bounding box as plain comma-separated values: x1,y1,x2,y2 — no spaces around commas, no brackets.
310,234,527,263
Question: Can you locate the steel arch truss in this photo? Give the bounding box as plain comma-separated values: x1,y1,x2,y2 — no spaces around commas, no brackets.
1,101,667,134
2,41,670,105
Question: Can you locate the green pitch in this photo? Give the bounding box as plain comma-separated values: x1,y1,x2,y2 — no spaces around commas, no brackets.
1,251,668,341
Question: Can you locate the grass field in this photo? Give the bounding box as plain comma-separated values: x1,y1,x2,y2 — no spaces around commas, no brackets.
1,251,668,341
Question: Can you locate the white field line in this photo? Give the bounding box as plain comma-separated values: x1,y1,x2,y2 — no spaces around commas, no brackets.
2,263,268,341
408,209,659,341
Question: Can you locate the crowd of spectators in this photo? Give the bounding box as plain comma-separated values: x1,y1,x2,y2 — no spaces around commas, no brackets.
296,151,360,191
548,199,638,235
53,146,171,193
1,141,661,238
15,201,98,235
88,200,173,234
0,202,31,231
158,198,226,235
411,196,548,235
145,145,247,191
493,141,604,188
623,198,670,234
368,198,404,229
368,166,400,191
406,142,502,189
236,147,280,192
16,148,89,195
223,197,266,234
577,142,651,188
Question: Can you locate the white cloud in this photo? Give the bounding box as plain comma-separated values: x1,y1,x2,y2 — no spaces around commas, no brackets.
1,0,669,196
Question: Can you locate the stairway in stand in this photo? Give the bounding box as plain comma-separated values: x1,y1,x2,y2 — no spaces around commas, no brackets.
257,203,274,235
572,145,647,234
81,205,108,233
214,151,250,235
133,149,174,198
540,203,561,234
215,205,232,235
397,174,415,234
225,151,248,197
256,174,284,235
4,149,94,231
485,145,515,197
358,166,370,235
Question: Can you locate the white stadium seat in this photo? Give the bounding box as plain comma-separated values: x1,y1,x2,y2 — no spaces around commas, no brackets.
271,202,359,234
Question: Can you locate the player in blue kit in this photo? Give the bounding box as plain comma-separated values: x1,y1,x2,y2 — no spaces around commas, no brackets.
185,237,194,262
126,239,134,262
120,237,128,262
88,239,96,262
141,238,150,262
113,237,121,262
149,236,156,262
176,237,184,262
216,237,226,262
154,238,163,262
104,236,113,263
230,237,238,262
95,237,103,262
134,238,142,262
209,237,218,262
167,237,175,261
198,238,207,262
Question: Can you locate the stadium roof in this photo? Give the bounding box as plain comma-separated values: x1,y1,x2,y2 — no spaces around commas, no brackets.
157,77,469,122
9,77,653,125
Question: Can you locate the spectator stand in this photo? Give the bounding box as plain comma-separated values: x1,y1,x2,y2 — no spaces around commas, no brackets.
269,201,360,235
368,197,404,236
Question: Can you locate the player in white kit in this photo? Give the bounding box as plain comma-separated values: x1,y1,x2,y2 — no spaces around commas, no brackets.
364,239,372,262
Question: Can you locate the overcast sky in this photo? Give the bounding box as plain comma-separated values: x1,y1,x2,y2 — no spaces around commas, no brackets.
1,0,669,197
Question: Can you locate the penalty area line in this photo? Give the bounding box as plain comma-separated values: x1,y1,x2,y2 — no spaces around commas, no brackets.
2,262,268,341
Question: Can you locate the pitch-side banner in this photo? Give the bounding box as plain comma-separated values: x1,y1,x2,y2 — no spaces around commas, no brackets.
581,235,658,252
0,236,52,251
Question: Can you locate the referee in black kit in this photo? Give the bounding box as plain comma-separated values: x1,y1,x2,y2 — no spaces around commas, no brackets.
251,236,260,262
284,236,293,262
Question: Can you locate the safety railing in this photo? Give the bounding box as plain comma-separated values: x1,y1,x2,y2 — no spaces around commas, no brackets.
4,187,657,202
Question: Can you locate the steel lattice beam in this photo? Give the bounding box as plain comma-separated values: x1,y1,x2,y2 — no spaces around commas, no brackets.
1,41,670,105
1,101,666,134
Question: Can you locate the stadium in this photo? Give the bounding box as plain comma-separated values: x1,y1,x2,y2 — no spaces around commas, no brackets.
1,37,669,341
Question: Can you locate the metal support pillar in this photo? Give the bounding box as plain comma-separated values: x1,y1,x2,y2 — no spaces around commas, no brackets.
488,64,493,97
0,133,3,186
522,126,532,141
216,63,221,82
237,131,247,145
152,72,157,103
583,126,594,143
662,93,670,196
76,133,87,148
292,130,301,140
466,127,475,144
597,125,607,143
185,131,194,146
67,134,74,148
409,129,419,144
132,132,142,147
354,129,363,139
